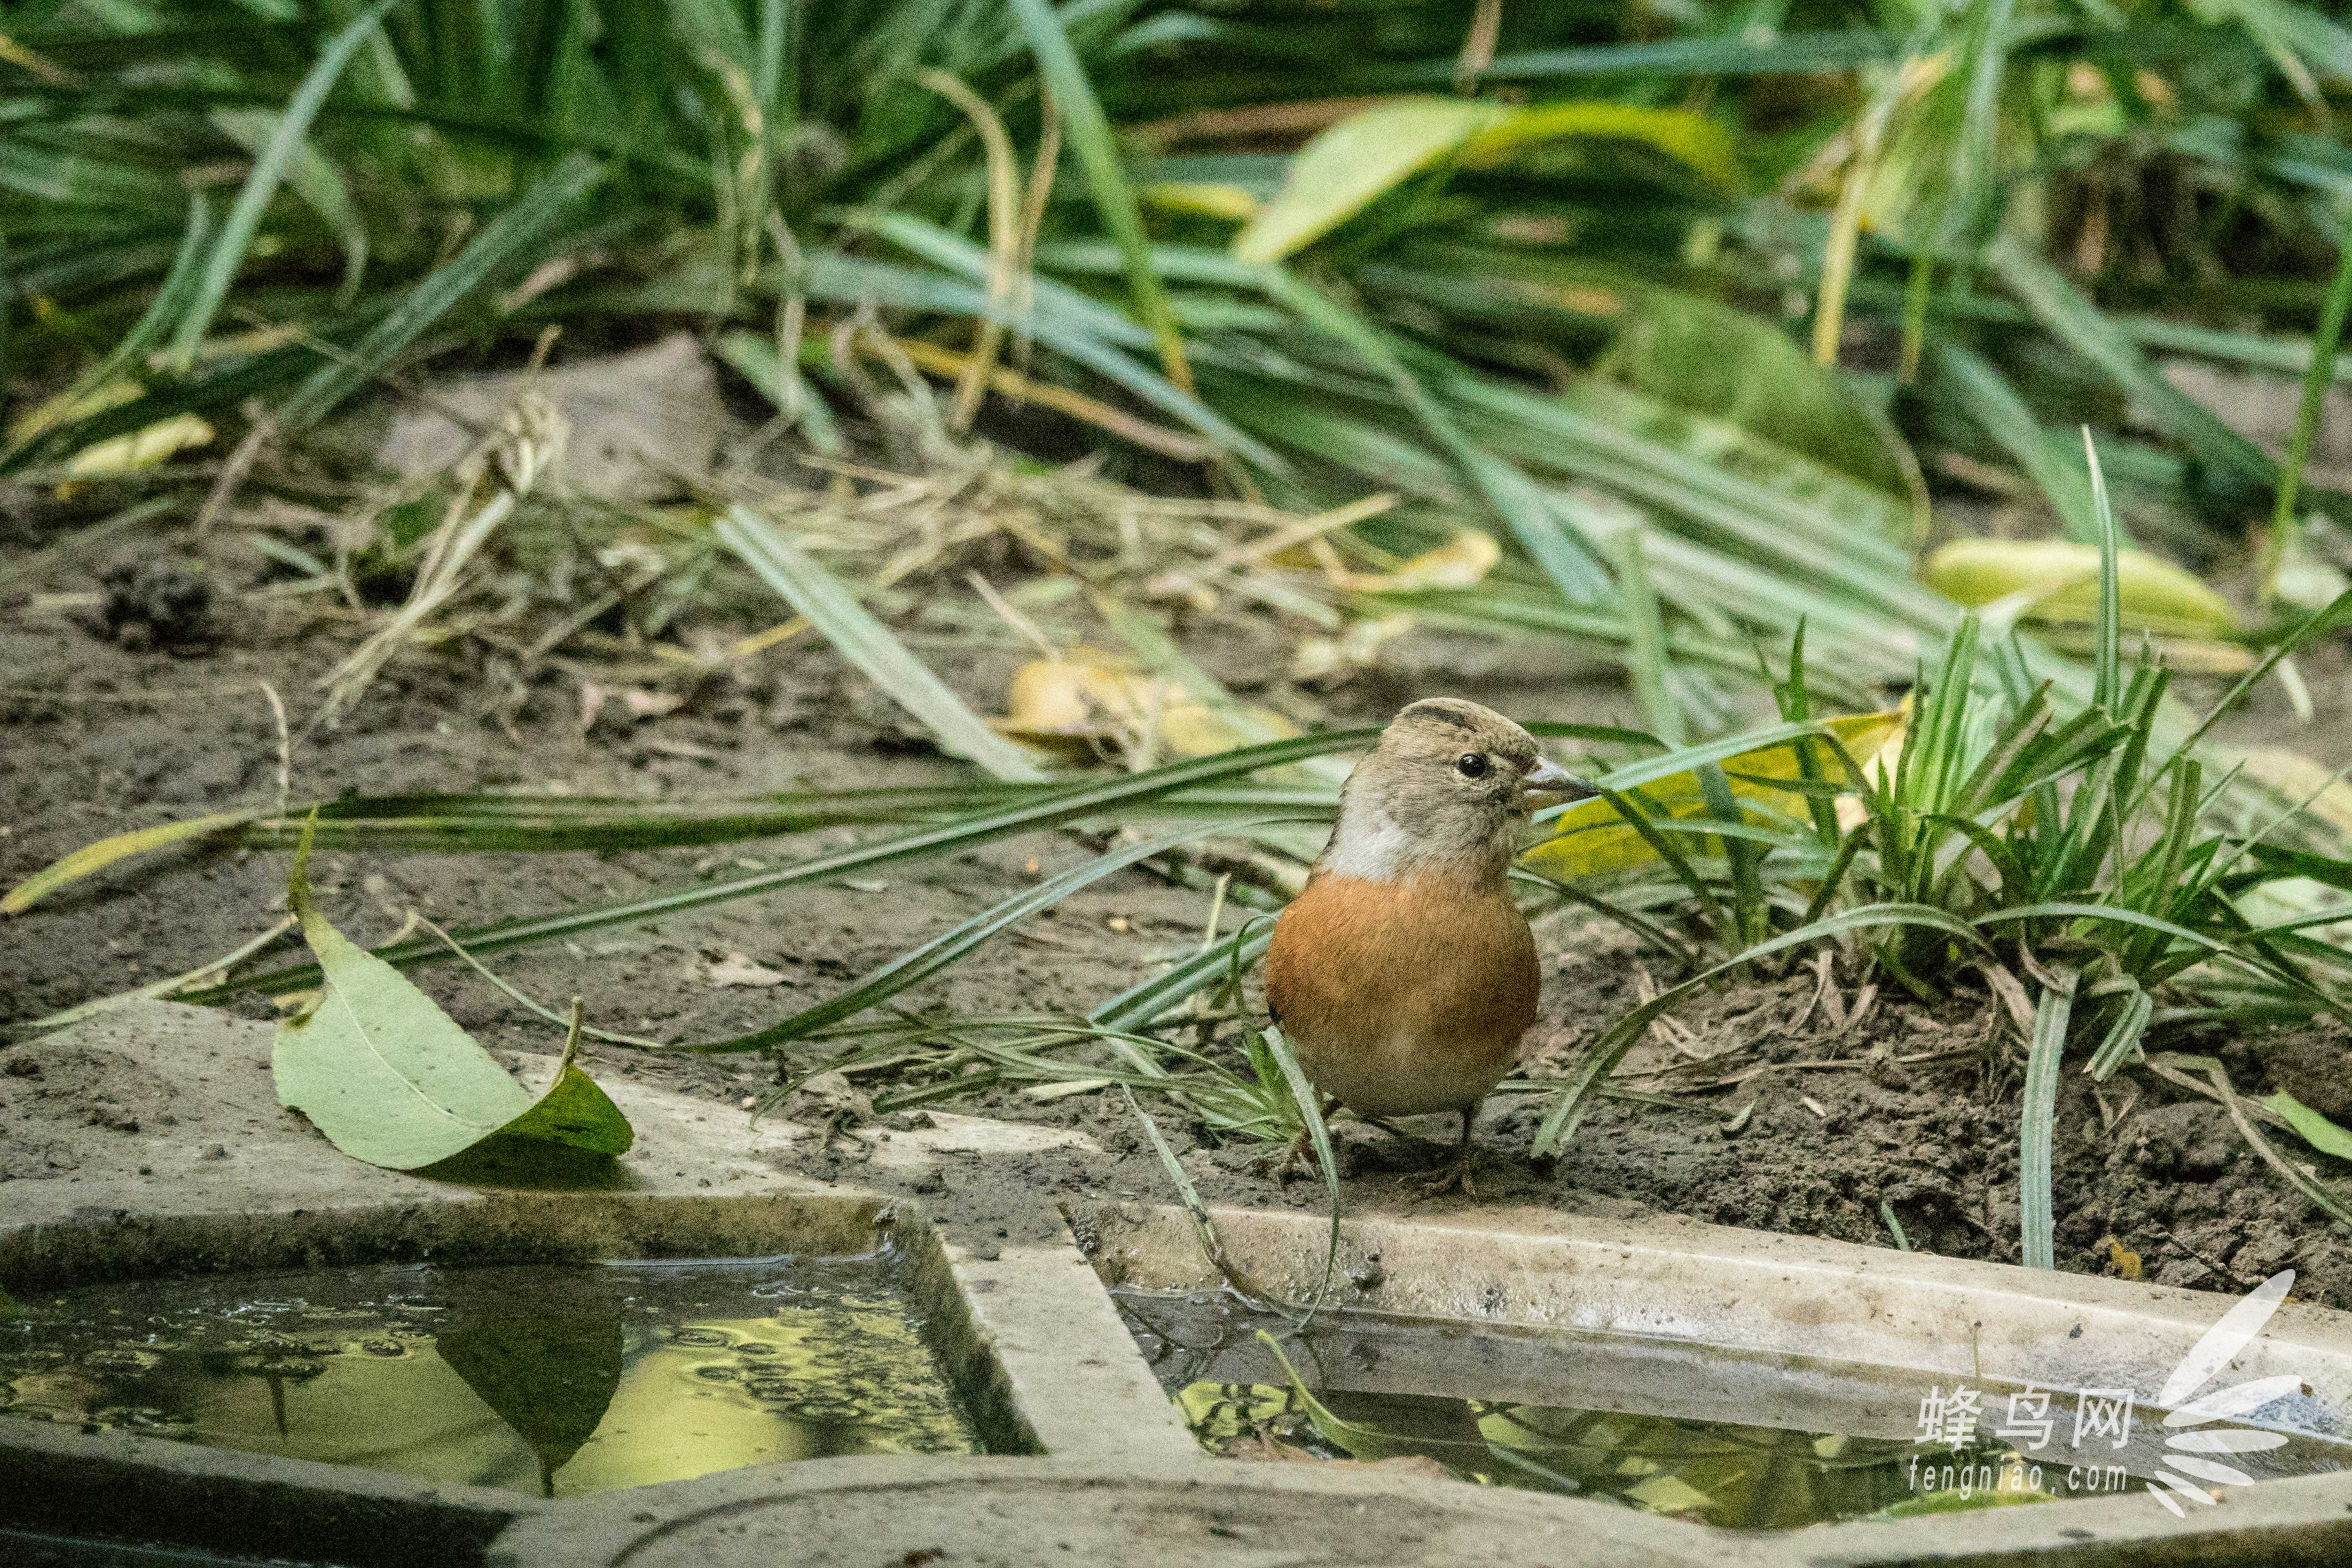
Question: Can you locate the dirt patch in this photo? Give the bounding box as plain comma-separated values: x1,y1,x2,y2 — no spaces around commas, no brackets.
7,533,2352,1305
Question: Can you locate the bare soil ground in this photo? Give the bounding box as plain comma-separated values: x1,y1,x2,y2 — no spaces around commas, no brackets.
8,514,2352,1305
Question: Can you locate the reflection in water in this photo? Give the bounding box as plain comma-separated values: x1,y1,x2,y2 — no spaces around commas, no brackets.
0,1255,977,1497
1173,1378,1948,1527
1120,1289,2352,1531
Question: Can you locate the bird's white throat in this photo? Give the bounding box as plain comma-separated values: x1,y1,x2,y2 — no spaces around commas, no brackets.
1317,798,1515,883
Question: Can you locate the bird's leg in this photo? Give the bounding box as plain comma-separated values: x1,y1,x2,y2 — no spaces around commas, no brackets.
1409,1105,1481,1197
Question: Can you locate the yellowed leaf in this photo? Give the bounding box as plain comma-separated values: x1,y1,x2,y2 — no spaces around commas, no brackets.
6,377,144,446
1523,711,1904,880
3,809,257,914
1338,530,1500,593
1923,538,2237,639
1462,101,1741,188
996,652,1298,758
62,413,215,478
1140,181,1261,221
1234,98,1508,263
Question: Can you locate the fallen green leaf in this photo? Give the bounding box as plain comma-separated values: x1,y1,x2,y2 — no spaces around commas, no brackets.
272,822,633,1171
1924,538,2239,639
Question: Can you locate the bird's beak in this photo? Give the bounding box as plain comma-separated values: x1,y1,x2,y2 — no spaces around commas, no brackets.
1519,756,1599,809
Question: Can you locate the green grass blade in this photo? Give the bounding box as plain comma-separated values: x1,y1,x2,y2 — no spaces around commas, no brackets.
2086,983,2153,1081
8,196,214,461
2019,967,2074,1270
211,107,368,296
1988,233,2273,493
164,0,398,370
683,819,1292,1051
1382,27,1898,83
179,729,1378,1001
716,503,1046,781
279,151,603,427
1938,0,2018,252
1260,1020,1340,1320
1929,342,2101,542
2261,206,2352,607
1004,0,1191,392
1611,526,1683,748
1093,923,1276,1035
1593,718,1844,793
2087,428,2121,713
1119,1084,1241,1299
1259,270,1608,603
715,328,843,455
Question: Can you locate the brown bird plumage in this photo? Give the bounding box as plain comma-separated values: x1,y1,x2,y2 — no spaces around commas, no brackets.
1265,698,1593,1187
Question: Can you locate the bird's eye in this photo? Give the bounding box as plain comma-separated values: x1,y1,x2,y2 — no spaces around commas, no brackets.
1455,753,1489,779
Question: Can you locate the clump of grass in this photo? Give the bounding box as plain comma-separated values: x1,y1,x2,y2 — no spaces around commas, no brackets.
9,0,2352,768
1531,441,2352,1265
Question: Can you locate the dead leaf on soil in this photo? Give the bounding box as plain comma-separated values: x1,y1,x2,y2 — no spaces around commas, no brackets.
1327,529,1499,592
1292,613,1414,682
995,649,1299,760
61,413,214,482
708,952,789,987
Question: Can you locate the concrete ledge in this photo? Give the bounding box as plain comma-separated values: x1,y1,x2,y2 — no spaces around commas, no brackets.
12,1000,2352,1564
482,1452,1726,1568
0,1416,527,1567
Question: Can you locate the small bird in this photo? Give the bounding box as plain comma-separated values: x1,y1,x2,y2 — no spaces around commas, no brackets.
1265,698,1595,1192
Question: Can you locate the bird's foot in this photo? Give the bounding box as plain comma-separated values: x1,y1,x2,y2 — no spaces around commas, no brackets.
1406,1143,1479,1199
1261,1130,1321,1185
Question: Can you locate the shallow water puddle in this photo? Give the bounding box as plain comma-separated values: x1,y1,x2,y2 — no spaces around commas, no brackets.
1115,1289,2352,1529
0,1254,978,1496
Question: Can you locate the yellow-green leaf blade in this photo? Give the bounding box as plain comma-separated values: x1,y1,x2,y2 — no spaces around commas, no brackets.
1233,98,1508,263
1924,538,2239,638
1524,711,1900,880
3,809,257,914
1461,101,1741,188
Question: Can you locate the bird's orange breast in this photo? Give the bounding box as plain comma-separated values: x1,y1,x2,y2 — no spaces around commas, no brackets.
1263,870,1538,1118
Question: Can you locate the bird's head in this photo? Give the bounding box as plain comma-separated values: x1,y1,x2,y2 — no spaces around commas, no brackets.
1318,698,1597,885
